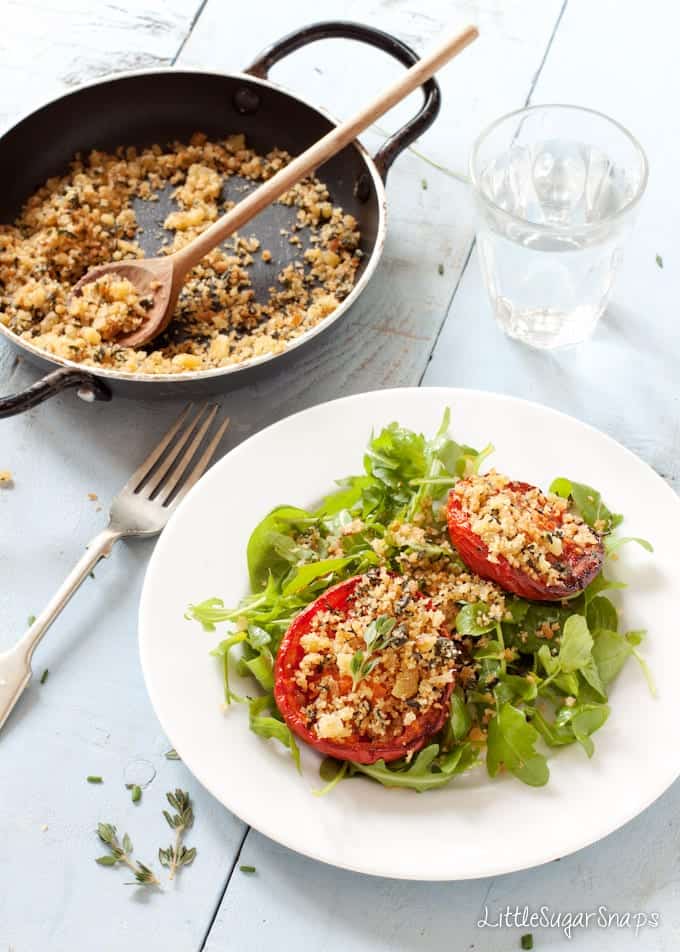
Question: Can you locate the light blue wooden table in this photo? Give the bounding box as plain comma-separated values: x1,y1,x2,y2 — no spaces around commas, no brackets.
1,2,678,949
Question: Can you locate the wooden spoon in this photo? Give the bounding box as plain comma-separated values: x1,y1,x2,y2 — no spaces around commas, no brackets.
72,25,479,348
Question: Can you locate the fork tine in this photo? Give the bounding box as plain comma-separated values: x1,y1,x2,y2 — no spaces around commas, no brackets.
121,403,194,494
165,416,230,509
153,405,220,504
138,404,213,499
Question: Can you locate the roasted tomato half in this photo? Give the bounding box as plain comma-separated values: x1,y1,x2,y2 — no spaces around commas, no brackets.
274,570,457,765
447,473,604,602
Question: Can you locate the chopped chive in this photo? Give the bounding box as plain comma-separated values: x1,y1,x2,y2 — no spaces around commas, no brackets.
239,864,256,874
131,784,142,803
437,263,444,275
39,668,49,685
656,254,663,269
27,614,36,626
87,775,103,784
521,935,534,950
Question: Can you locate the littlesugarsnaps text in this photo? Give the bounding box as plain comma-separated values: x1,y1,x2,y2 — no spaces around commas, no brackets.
477,905,660,940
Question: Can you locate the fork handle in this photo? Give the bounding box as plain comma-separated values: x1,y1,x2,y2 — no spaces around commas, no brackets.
0,526,123,732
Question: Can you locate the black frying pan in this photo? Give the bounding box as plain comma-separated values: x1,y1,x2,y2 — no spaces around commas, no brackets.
0,21,440,417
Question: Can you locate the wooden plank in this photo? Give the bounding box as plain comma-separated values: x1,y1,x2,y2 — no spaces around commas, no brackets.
0,0,200,133
206,799,679,951
0,4,250,952
175,0,566,404
0,396,251,952
424,0,680,489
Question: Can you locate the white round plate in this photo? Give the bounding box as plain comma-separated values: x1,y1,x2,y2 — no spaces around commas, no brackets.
139,388,680,880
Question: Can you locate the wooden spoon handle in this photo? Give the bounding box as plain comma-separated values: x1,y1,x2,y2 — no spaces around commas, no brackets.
171,24,478,276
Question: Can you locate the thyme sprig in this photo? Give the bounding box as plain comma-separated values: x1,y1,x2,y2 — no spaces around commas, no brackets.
159,789,196,879
350,615,397,688
95,823,159,887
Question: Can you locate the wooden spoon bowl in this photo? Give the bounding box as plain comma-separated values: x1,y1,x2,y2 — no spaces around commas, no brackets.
71,258,175,347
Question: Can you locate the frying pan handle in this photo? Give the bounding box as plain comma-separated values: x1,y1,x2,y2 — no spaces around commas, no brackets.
0,367,112,418
244,20,441,180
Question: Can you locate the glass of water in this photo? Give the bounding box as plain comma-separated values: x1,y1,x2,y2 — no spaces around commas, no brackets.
470,105,648,349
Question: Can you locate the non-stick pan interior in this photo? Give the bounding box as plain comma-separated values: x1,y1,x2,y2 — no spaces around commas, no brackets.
0,71,382,306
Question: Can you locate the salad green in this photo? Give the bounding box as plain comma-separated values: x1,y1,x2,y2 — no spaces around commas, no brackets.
187,410,653,792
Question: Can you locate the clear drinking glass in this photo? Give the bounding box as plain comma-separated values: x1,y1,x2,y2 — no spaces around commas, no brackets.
470,105,648,349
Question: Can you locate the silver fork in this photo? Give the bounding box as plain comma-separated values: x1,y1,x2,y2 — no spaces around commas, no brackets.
0,402,229,733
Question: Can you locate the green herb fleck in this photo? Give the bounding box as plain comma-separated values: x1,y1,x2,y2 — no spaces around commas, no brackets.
89,571,95,580
27,614,36,626
656,254,663,269
437,263,444,275
87,775,103,784
350,615,396,687
521,935,534,950
39,668,49,685
131,784,142,803
158,789,196,879
421,178,428,190
164,748,180,760
239,864,256,874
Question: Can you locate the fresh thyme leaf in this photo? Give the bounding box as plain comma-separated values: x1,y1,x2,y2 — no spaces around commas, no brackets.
159,789,196,880
164,748,180,760
437,263,444,275
87,776,103,784
421,178,428,190
131,862,159,886
39,668,49,685
239,865,256,873
350,649,364,686
656,254,663,269
27,614,36,626
364,615,396,649
94,823,159,887
89,571,95,580
131,785,142,803
350,615,396,687
97,823,116,846
96,854,117,866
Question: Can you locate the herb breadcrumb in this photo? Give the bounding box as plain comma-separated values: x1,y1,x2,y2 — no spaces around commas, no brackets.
0,132,361,375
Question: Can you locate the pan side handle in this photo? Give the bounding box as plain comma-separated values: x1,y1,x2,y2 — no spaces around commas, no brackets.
244,20,441,181
0,367,111,418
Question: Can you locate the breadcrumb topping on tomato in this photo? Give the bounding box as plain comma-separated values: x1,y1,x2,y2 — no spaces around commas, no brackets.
295,569,457,744
451,471,599,588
